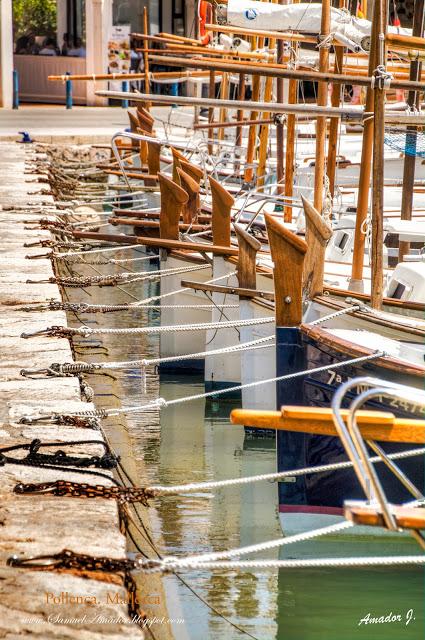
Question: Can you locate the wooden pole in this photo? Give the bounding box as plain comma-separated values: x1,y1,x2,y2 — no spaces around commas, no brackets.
208,70,216,154
256,75,274,186
275,5,285,194
275,55,285,194
349,6,378,291
284,33,299,222
327,0,346,198
218,71,230,142
313,0,331,213
99,88,368,115
160,42,275,60
399,0,425,262
234,72,246,173
386,32,425,51
142,7,151,109
370,0,388,310
244,54,262,184
147,54,425,92
257,8,276,188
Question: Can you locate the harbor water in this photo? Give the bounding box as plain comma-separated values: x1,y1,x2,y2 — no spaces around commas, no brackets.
66,241,424,640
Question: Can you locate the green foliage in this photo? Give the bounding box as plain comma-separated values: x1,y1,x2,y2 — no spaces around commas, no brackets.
13,0,57,39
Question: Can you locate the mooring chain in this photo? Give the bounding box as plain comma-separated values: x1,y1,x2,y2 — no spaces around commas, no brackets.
9,545,425,576
21,316,274,340
0,439,119,470
21,362,102,378
18,413,101,429
21,300,239,314
14,480,155,506
26,273,139,288
7,548,162,574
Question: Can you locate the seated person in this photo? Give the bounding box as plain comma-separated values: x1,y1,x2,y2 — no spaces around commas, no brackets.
39,37,58,55
67,38,86,57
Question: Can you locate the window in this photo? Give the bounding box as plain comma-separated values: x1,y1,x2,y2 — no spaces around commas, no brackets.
336,231,349,252
390,282,406,300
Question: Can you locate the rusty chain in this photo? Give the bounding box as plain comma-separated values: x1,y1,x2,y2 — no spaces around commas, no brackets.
14,479,155,506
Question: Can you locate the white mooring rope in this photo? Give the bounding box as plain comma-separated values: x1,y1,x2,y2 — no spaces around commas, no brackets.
39,351,384,419
20,335,275,381
22,315,274,339
148,447,425,494
151,555,425,573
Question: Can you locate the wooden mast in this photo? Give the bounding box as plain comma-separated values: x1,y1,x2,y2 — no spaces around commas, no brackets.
327,0,346,198
243,73,262,184
399,0,425,262
313,0,331,213
284,0,299,224
208,69,216,154
349,3,379,291
234,72,246,174
142,7,151,109
370,0,388,309
275,2,285,195
302,196,333,299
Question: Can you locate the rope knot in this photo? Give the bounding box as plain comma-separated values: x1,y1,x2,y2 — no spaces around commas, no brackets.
317,33,334,49
371,65,393,90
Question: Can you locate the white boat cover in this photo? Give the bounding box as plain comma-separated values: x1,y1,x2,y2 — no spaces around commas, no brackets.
222,1,410,53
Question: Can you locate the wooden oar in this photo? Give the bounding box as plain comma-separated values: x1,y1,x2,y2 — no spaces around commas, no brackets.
346,504,425,530
230,406,425,443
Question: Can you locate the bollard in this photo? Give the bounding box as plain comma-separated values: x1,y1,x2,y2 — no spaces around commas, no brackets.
13,70,19,109
170,82,178,108
121,80,129,109
65,72,72,109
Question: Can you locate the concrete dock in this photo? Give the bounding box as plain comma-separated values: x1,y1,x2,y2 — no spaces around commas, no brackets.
0,141,143,638
0,106,193,144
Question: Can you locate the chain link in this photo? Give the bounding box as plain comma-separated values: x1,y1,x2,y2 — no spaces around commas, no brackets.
14,480,155,505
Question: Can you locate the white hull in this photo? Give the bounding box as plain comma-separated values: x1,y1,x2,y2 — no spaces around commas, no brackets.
205,256,241,388
279,511,408,539
160,254,212,365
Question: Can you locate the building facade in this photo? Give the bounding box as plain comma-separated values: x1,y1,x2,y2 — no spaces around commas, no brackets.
0,0,196,107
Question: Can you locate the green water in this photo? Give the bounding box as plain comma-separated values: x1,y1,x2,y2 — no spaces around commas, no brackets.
67,243,425,640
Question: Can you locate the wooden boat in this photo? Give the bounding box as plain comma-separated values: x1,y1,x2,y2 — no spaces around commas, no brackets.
229,212,425,535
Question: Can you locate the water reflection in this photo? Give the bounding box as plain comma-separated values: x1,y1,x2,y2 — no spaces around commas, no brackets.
66,242,425,640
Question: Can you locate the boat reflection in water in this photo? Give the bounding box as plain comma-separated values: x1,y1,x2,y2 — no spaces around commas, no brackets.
276,559,423,639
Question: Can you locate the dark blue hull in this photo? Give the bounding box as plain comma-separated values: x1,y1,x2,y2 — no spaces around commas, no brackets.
277,330,424,518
